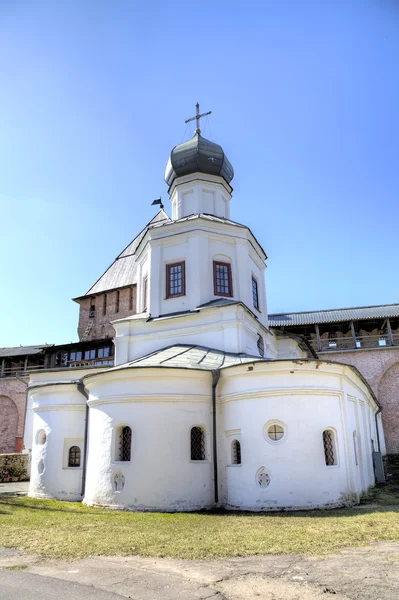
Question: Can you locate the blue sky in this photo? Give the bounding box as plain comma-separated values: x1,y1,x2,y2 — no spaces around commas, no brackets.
1,1,398,346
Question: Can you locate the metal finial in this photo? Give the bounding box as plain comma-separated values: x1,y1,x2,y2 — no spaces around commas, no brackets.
151,197,164,209
185,102,212,134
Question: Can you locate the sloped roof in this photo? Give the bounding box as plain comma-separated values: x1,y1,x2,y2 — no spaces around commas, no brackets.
269,303,399,327
74,210,170,299
0,344,53,358
106,344,262,372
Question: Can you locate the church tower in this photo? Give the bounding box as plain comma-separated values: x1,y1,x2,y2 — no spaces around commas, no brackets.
165,104,234,220
111,104,275,363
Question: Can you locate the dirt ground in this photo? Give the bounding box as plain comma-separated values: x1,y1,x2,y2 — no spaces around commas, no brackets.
1,541,399,599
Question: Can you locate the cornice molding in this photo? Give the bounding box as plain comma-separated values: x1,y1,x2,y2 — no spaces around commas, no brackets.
32,404,85,413
88,393,210,407
218,387,344,404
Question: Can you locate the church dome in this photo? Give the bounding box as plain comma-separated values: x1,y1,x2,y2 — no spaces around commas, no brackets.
164,133,234,188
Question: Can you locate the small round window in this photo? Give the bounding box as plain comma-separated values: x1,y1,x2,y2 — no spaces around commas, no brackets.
268,424,284,441
264,421,286,444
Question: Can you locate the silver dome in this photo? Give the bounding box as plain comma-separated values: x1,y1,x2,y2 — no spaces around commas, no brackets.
165,133,234,188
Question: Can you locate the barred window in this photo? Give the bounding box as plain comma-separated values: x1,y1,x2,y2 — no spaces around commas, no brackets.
118,426,132,461
323,430,336,466
252,276,259,310
213,261,233,297
191,427,205,461
231,439,241,465
68,446,81,467
166,262,185,298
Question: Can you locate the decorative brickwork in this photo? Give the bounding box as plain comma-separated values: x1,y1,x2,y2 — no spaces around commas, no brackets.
0,453,29,482
320,347,399,454
0,379,27,453
76,286,137,342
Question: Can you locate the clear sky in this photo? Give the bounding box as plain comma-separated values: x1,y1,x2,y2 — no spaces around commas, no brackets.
1,0,398,347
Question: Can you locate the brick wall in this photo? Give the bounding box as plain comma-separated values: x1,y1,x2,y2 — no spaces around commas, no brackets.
319,347,399,454
76,286,137,342
0,453,29,482
0,378,27,454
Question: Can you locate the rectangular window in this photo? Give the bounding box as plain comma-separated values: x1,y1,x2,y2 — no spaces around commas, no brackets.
84,349,96,360
252,276,259,310
115,290,120,313
103,294,107,316
129,285,137,312
166,262,186,298
213,261,233,297
89,304,95,318
142,275,148,311
97,347,110,359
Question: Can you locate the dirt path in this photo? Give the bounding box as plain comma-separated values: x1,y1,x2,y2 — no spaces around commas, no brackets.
1,542,399,599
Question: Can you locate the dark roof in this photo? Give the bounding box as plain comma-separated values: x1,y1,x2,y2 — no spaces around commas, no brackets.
269,303,399,327
96,344,262,372
165,134,234,188
0,344,53,358
74,210,170,299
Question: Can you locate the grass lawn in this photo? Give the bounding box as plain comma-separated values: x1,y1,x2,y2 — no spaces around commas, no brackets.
1,494,399,559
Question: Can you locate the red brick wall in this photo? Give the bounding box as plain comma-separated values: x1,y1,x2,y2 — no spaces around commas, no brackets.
0,378,27,453
320,347,399,454
76,286,137,342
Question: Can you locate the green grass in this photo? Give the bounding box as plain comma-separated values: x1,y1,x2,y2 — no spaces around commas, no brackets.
1,497,399,559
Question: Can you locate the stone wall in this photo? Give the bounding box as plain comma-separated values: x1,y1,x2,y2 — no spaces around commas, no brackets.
319,347,399,454
0,453,29,482
76,286,137,342
0,378,27,453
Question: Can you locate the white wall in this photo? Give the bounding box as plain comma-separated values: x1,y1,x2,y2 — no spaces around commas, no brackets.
28,383,86,501
218,360,379,510
113,304,273,364
83,368,214,511
24,366,102,453
168,174,232,220
142,221,267,326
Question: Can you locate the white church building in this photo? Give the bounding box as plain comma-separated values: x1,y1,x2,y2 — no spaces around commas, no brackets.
25,109,384,511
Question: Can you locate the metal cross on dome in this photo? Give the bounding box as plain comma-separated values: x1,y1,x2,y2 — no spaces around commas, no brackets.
185,103,212,134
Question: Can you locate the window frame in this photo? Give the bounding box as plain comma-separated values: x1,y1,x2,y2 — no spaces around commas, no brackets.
263,420,287,445
115,425,132,462
190,426,206,461
252,275,260,311
166,261,186,299
213,261,233,298
68,445,81,468
231,439,242,465
323,428,338,467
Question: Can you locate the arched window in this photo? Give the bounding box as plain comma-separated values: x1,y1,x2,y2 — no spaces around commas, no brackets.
323,429,337,466
68,446,81,467
118,426,132,461
191,427,205,460
231,439,241,465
